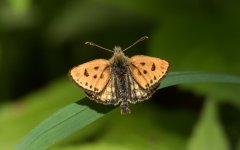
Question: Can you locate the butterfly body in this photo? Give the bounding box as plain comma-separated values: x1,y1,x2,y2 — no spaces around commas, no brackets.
69,37,169,114
109,47,133,113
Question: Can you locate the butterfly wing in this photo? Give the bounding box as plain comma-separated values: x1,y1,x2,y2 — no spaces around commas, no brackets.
127,73,149,103
93,75,119,105
129,55,169,90
69,59,111,93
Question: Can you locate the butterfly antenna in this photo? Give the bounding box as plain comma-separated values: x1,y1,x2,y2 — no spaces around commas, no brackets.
123,36,149,52
85,42,113,53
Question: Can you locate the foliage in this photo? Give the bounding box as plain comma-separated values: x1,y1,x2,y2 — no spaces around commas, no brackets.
0,0,240,150
16,72,240,150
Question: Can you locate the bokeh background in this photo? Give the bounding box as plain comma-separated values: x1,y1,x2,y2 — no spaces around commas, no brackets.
0,0,240,149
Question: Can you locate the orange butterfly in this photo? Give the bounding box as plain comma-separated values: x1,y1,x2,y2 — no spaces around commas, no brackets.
69,36,169,114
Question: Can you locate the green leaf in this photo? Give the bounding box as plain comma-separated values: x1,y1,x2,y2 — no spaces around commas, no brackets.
15,99,115,150
187,99,230,150
0,78,85,150
16,72,240,150
51,103,193,150
159,72,240,89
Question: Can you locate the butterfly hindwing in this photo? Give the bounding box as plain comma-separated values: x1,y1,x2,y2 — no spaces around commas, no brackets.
129,55,169,90
94,75,119,104
69,59,111,93
128,74,149,103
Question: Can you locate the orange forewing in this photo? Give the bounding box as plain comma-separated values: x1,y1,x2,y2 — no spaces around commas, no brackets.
129,55,169,89
69,59,111,93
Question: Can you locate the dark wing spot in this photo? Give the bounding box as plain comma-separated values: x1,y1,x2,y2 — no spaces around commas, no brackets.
151,63,156,71
153,76,157,80
145,83,149,88
94,66,99,70
93,75,97,79
100,74,104,78
143,70,147,74
150,80,153,83
84,69,89,77
85,82,88,86
90,85,92,89
94,88,99,92
138,70,142,75
140,62,145,66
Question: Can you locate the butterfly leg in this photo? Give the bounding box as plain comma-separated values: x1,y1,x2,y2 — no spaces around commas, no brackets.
120,101,131,114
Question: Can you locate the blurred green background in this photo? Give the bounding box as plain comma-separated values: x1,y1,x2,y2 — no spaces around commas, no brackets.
0,0,240,149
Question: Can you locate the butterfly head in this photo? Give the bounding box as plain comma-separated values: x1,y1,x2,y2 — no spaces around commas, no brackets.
113,46,124,56
111,46,127,62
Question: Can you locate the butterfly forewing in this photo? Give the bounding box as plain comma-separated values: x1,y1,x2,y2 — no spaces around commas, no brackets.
129,55,169,90
69,59,111,93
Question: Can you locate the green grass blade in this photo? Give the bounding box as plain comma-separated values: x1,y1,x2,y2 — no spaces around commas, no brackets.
16,71,240,150
160,71,240,88
15,99,115,150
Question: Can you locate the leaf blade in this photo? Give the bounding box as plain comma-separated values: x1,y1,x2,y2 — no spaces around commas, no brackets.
160,71,240,89
187,99,230,150
16,71,240,150
16,99,115,150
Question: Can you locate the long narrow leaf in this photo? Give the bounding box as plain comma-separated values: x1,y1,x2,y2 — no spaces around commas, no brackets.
160,71,240,88
16,71,240,150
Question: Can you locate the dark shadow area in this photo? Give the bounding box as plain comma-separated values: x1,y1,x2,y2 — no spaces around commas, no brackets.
150,86,205,136
76,97,116,114
219,104,240,149
75,86,204,115
153,86,204,112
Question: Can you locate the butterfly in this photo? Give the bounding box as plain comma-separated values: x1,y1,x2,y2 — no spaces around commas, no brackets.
69,36,169,114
